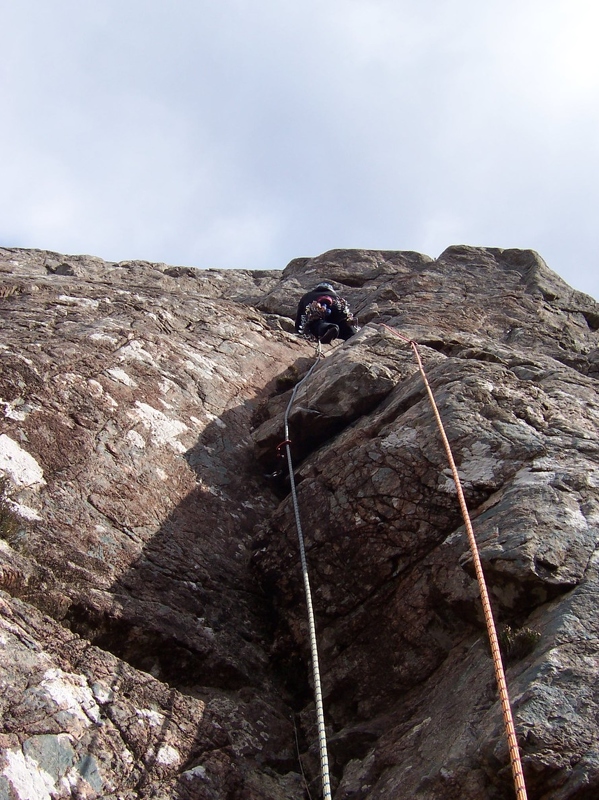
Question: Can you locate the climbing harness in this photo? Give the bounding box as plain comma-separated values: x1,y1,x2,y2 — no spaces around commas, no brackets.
283,340,332,800
282,326,528,800
381,324,528,800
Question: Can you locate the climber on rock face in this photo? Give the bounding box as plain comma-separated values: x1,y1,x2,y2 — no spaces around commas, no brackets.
294,281,358,344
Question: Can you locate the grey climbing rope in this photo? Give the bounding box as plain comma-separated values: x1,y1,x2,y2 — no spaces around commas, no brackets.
280,324,528,799
283,342,332,800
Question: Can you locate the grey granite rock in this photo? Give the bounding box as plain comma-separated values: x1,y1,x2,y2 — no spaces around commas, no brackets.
1,244,598,799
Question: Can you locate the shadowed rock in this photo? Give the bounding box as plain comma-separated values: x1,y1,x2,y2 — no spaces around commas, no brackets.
1,244,599,799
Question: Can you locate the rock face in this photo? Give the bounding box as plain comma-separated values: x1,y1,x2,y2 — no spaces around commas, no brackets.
1,244,598,799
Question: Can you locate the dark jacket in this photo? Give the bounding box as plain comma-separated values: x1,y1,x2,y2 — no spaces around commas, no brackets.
294,288,340,332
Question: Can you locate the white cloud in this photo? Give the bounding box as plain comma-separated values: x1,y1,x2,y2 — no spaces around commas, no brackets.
0,0,598,299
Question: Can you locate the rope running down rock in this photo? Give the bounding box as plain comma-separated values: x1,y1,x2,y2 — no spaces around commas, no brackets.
382,323,528,800
281,326,528,800
283,340,332,800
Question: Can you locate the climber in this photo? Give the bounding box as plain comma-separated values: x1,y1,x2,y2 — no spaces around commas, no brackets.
295,282,358,344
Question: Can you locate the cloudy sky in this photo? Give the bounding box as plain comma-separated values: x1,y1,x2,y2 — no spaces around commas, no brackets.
2,1,598,298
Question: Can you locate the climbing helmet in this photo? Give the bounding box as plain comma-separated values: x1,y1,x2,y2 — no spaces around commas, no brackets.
313,281,335,292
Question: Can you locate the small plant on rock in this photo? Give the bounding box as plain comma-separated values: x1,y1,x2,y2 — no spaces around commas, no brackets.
499,624,541,664
275,365,301,393
0,478,22,544
0,284,22,299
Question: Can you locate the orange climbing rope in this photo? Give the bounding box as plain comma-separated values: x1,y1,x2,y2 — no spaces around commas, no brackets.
382,324,528,800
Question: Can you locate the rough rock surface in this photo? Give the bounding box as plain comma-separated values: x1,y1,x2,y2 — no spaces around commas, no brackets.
1,245,598,799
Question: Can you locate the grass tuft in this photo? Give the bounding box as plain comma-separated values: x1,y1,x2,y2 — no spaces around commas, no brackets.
275,365,301,393
499,624,541,664
0,478,24,544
